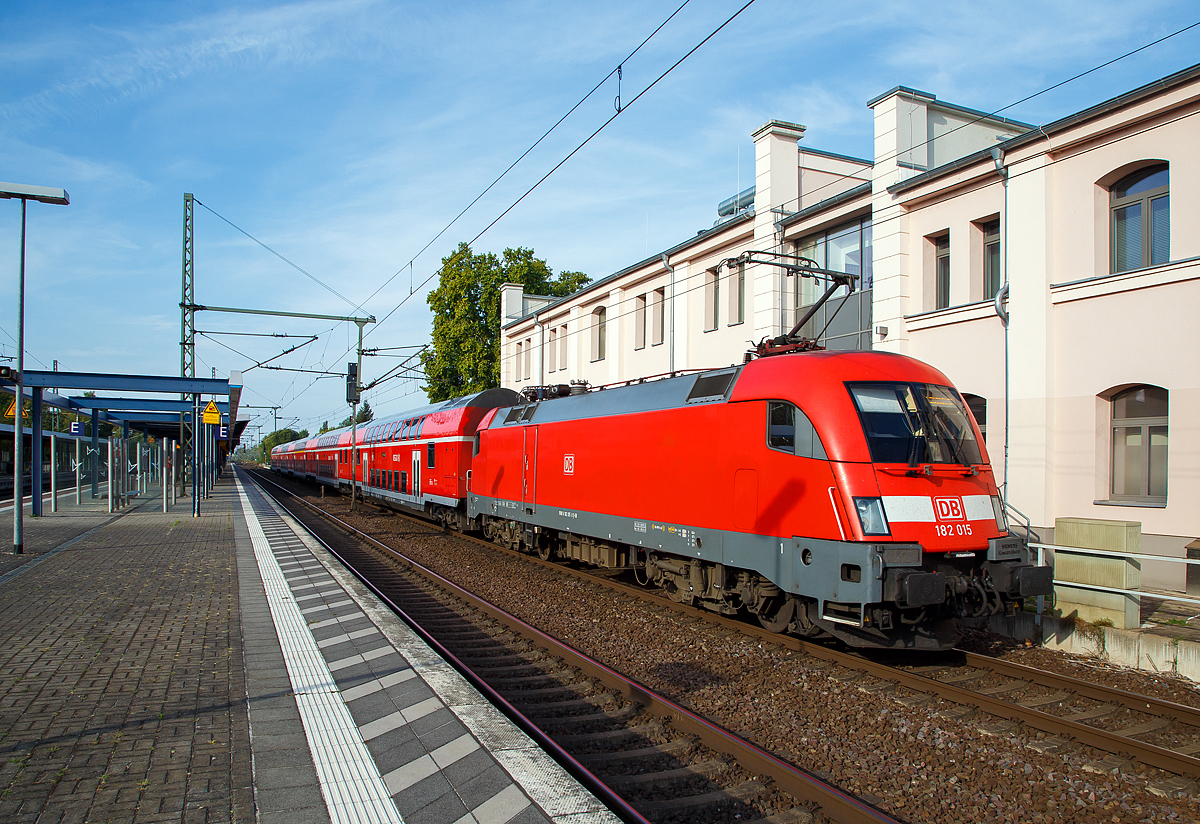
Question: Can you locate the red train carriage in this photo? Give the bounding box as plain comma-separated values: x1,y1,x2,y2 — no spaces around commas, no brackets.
272,388,519,528
468,351,1051,650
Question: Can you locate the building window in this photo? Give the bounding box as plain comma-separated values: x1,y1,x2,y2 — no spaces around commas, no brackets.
1110,385,1167,503
591,306,606,362
962,394,987,441
795,218,873,310
514,342,523,383
651,288,665,346
704,268,719,331
634,294,646,350
523,337,532,380
982,220,1001,300
548,329,557,372
1111,164,1169,273
934,233,950,310
728,261,745,326
559,324,568,369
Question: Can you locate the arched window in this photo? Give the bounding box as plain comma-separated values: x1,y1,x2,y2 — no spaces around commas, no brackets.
1110,385,1167,503
1111,164,1168,273
590,306,607,362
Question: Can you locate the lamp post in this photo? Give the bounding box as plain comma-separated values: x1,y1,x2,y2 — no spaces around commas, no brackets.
2,182,70,555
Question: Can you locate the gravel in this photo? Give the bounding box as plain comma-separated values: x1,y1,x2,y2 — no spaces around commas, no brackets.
270,475,1200,824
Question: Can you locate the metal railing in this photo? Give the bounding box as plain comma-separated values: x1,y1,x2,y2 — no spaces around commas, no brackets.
1030,541,1200,621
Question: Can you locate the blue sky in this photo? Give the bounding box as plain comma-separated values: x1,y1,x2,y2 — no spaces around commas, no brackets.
2,0,1198,441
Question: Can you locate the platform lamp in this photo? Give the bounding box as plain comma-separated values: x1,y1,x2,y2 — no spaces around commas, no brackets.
1,182,69,556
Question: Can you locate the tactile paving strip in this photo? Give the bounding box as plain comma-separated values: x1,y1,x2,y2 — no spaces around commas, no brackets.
236,477,403,824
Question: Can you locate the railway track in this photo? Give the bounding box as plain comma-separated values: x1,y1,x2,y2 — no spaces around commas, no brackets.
246,468,900,824
252,468,1200,816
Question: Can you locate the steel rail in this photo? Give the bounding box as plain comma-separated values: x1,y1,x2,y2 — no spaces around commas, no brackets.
959,651,1200,728
255,468,1200,778
244,469,650,824
246,469,902,824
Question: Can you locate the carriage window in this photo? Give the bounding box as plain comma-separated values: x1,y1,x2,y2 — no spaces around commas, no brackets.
400,471,408,494
416,416,426,438
427,442,436,469
473,432,481,456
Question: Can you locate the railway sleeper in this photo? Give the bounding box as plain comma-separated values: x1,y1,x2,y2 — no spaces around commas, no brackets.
487,670,578,690
498,681,595,701
552,721,665,747
510,696,617,716
534,704,643,732
572,738,693,766
603,757,732,791
634,780,773,817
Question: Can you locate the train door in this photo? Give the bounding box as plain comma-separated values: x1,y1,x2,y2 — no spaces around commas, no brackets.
411,449,421,502
522,426,537,513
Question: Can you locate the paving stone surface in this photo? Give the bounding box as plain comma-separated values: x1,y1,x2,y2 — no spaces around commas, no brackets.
0,478,253,823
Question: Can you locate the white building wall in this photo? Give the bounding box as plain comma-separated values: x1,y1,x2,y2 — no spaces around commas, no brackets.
496,67,1200,587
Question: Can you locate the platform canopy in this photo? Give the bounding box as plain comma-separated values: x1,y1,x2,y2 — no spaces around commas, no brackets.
0,369,243,445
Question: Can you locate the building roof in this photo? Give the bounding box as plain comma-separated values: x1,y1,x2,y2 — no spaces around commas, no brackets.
799,146,874,167
778,182,872,229
888,60,1200,196
865,85,1034,130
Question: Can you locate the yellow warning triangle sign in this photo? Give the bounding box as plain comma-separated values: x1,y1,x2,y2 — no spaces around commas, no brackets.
3,398,28,421
202,400,221,425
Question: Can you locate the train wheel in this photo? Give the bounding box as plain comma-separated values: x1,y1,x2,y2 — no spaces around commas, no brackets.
537,540,552,561
757,596,796,633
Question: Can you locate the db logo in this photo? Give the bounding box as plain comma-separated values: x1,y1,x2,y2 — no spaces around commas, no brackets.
563,454,575,475
934,497,964,521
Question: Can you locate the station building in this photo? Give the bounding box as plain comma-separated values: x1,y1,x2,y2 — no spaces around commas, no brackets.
498,62,1200,590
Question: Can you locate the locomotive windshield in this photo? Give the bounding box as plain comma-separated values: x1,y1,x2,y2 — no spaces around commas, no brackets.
847,382,983,466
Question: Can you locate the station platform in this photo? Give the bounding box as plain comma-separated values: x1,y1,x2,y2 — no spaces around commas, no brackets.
0,467,619,824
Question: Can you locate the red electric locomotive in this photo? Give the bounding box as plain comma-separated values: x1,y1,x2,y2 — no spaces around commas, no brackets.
272,351,1049,650
467,350,1050,649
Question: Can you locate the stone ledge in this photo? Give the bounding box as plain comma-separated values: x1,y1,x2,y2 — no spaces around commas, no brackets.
988,612,1200,683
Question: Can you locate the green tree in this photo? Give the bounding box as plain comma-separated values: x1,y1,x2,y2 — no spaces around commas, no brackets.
318,420,332,434
261,428,308,453
337,402,373,428
421,243,589,402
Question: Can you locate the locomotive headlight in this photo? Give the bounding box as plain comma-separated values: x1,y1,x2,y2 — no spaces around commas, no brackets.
991,496,1008,532
854,497,890,536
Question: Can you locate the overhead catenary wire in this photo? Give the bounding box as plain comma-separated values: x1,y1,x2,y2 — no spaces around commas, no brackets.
361,0,760,345
353,0,697,313
193,199,364,314
776,18,1200,214
274,0,762,418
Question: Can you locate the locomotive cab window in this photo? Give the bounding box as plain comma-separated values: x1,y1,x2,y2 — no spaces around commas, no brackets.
848,382,982,466
767,402,827,460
